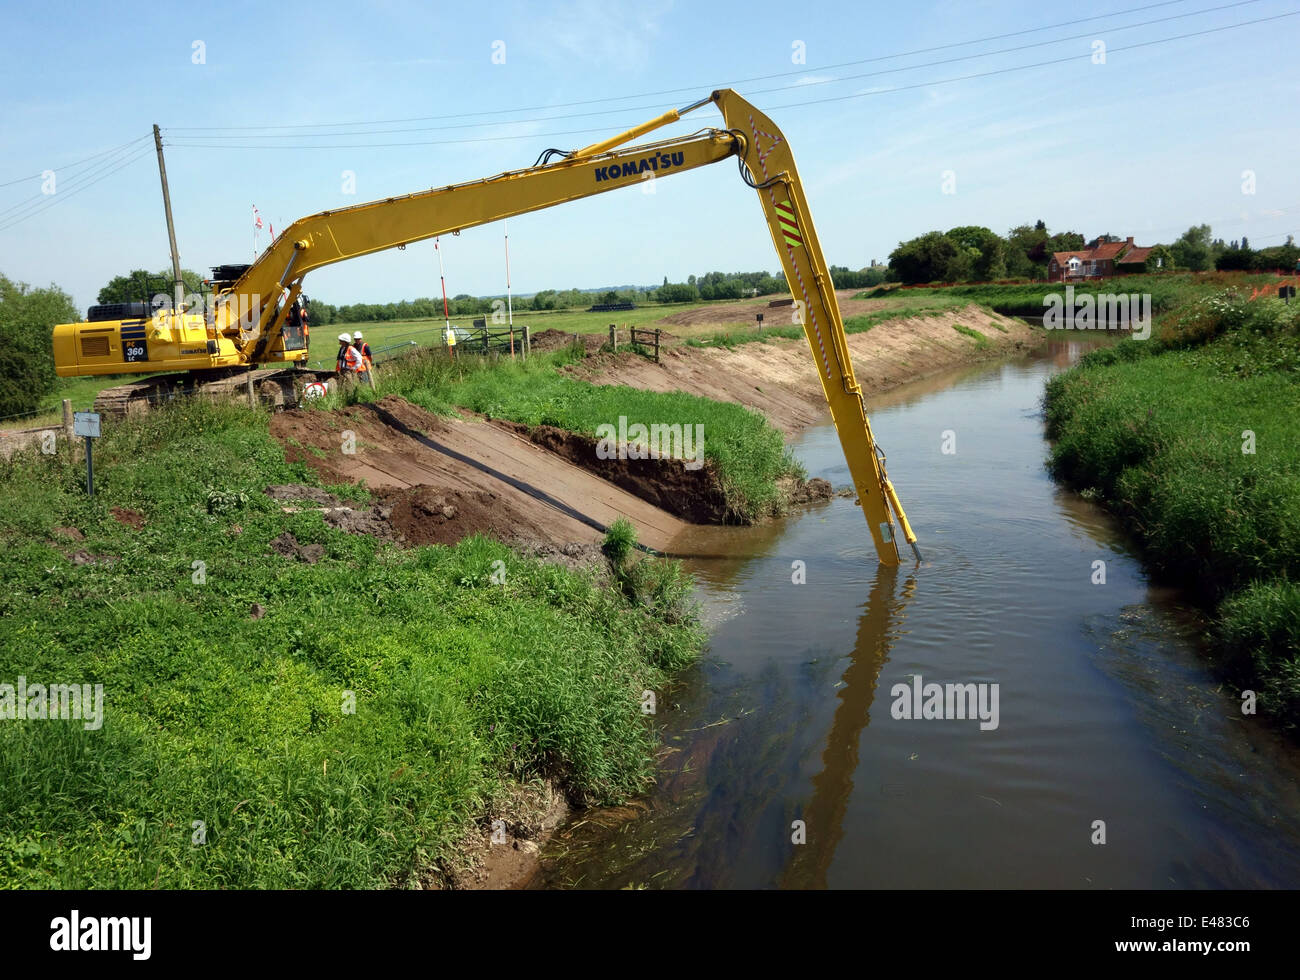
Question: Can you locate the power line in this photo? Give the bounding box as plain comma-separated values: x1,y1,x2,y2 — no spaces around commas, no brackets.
165,0,1261,141
747,0,1263,98
166,124,622,150
0,147,154,233
167,0,1198,133
0,140,154,221
0,134,151,189
165,11,1297,152
0,144,152,223
768,10,1299,111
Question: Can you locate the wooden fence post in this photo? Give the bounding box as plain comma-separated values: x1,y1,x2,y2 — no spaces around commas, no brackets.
609,323,616,351
524,324,530,360
654,328,661,363
246,368,256,408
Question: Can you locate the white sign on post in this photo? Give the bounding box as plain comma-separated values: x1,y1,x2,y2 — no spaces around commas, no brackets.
73,412,101,438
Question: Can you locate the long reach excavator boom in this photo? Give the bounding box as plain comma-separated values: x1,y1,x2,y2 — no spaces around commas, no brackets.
51,89,921,565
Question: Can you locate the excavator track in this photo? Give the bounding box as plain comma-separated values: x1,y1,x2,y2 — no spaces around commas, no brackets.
93,368,336,418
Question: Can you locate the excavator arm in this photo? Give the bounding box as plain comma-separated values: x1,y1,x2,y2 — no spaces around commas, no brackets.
56,89,921,564
225,123,737,360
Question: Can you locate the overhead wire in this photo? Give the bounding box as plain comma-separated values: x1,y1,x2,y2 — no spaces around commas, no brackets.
167,0,1199,132
163,9,1296,151
0,147,155,233
163,0,1262,141
0,138,154,221
0,134,151,189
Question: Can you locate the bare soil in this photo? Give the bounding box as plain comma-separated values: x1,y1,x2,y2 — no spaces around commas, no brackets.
491,419,729,524
268,531,325,563
416,780,570,890
566,305,1039,435
269,395,699,553
109,507,145,530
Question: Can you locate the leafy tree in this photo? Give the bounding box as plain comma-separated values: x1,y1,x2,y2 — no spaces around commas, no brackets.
1216,244,1255,272
1171,224,1213,272
1254,243,1300,273
947,225,1007,280
1143,245,1175,273
888,231,958,284
656,282,699,303
97,267,203,306
0,273,77,417
1046,230,1085,253
1006,223,1049,278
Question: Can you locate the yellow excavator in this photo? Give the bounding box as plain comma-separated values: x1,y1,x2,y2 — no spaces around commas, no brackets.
51,89,920,564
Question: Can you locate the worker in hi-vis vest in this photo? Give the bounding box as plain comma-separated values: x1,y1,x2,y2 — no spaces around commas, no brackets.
352,331,375,370
352,331,376,385
336,333,365,380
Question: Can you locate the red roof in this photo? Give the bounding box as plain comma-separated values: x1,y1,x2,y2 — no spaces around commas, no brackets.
1050,239,1152,267
1051,250,1088,266
1118,245,1153,264
1090,241,1128,261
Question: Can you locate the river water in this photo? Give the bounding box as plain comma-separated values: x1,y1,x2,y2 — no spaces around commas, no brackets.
532,339,1300,889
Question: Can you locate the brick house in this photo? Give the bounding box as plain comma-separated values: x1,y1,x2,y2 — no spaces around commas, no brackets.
1049,236,1154,281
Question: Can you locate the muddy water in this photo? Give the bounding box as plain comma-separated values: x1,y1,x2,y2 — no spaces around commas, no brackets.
532,339,1300,889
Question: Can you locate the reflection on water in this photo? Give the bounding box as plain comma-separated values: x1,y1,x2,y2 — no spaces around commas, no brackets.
533,341,1300,889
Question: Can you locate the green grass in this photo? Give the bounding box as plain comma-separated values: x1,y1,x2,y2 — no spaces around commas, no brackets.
367,347,801,523
952,324,988,348
1044,292,1300,727
682,309,944,351
0,398,703,887
314,303,713,367
863,272,1284,318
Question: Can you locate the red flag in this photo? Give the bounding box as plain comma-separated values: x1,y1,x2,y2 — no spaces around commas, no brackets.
269,222,274,239
253,206,263,230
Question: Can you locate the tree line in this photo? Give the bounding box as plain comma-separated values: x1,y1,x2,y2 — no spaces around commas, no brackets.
886,221,1300,285
86,263,895,327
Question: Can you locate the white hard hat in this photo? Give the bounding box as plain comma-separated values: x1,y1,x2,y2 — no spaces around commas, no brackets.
338,332,352,343
352,330,363,339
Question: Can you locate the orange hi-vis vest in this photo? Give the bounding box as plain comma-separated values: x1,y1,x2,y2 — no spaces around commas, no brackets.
339,345,363,373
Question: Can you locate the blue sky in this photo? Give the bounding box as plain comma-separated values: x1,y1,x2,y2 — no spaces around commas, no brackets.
2,0,1298,310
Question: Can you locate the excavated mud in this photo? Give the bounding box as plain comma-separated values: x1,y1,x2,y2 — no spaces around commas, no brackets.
269,396,704,553
491,420,729,524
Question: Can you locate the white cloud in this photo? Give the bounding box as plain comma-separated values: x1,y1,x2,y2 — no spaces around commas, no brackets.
519,0,674,71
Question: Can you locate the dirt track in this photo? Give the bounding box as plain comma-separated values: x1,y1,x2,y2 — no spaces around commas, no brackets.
566,305,1039,434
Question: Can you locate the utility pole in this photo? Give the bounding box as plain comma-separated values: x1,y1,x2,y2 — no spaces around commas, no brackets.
153,124,185,310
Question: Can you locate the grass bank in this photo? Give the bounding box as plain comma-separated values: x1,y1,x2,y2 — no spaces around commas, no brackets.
863,272,1284,317
311,302,711,366
681,311,932,350
365,345,802,523
1043,290,1300,727
0,398,703,887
